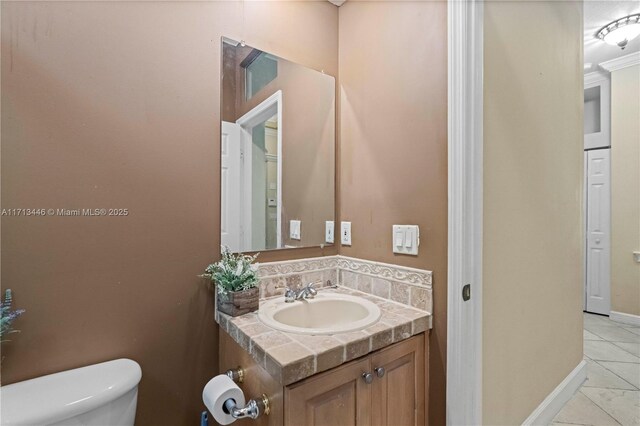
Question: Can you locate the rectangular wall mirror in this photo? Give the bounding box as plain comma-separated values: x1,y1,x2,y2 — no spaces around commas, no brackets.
221,38,336,253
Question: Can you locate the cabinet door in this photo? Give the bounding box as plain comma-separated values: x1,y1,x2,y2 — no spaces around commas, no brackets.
284,357,371,426
370,335,425,426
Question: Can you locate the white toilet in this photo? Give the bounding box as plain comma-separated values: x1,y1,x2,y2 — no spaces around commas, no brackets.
0,358,142,426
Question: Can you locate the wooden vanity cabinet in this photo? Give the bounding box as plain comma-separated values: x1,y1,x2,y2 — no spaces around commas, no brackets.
284,334,426,426
370,334,425,425
285,357,371,425
220,331,427,426
219,332,285,426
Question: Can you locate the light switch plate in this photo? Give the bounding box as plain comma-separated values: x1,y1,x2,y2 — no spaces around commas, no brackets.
290,220,301,240
392,225,419,255
634,251,640,264
325,221,335,244
341,222,352,246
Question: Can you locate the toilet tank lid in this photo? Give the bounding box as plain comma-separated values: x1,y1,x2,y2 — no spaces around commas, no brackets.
0,358,142,426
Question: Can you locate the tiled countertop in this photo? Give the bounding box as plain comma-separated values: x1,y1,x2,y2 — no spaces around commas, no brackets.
215,287,432,385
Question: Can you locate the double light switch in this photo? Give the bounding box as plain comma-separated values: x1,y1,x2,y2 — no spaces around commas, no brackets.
392,225,419,255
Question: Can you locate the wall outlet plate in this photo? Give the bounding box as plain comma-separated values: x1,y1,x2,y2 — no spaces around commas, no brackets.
341,221,352,246
325,221,335,244
290,220,301,240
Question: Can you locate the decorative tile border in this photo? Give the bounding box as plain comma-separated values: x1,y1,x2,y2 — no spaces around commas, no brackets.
256,256,338,278
336,256,432,288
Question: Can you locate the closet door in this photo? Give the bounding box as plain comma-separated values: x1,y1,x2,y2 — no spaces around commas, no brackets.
585,148,611,315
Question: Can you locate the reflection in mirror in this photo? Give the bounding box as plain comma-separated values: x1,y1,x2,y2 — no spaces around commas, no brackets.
221,38,335,253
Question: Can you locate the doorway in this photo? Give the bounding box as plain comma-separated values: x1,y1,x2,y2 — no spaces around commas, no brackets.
583,71,612,316
220,90,283,252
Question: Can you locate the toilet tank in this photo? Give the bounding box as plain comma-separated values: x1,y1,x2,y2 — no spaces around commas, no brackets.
0,358,142,426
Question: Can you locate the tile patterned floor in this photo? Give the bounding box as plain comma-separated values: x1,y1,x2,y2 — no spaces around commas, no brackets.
551,313,640,426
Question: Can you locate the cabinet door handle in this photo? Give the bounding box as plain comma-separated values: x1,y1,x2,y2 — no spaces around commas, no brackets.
362,372,373,384
374,367,385,378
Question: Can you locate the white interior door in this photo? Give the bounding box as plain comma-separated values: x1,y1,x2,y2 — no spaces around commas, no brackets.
585,148,611,315
221,121,242,252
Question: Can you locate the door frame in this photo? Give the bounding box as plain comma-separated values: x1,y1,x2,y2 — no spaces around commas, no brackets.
447,0,484,425
236,90,283,250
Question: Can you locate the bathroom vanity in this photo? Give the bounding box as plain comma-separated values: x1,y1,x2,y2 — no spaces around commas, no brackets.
216,256,433,426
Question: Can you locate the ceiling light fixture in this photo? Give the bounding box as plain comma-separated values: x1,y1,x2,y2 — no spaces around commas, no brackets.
596,13,640,50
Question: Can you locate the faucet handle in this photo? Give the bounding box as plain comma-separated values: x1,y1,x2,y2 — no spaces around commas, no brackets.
306,281,320,297
284,287,296,303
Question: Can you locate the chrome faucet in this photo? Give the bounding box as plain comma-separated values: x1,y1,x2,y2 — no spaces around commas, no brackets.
284,281,319,303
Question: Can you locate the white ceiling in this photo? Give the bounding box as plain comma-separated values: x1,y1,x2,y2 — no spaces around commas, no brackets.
329,1,636,72
584,1,640,73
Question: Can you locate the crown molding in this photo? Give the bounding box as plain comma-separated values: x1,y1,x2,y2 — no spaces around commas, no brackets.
600,51,640,72
584,70,610,86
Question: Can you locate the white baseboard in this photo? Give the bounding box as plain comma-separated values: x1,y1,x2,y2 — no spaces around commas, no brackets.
610,311,640,327
522,360,587,426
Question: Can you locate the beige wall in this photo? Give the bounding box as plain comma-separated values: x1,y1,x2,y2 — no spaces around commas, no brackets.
0,2,337,425
483,1,584,424
338,2,448,424
611,64,640,316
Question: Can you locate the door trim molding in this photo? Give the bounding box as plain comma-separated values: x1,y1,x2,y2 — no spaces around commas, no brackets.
610,311,640,326
447,0,483,424
522,361,587,426
236,90,283,249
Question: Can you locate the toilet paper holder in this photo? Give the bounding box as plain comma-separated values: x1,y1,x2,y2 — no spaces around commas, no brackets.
225,367,244,384
222,367,270,420
223,393,270,420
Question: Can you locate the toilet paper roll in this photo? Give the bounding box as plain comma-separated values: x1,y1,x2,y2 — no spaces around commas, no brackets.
202,375,246,425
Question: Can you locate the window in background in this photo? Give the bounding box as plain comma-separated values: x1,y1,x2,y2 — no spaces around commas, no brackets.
245,52,278,100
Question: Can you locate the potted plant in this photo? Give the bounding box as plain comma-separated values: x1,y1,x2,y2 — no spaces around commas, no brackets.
201,247,260,317
1,289,25,342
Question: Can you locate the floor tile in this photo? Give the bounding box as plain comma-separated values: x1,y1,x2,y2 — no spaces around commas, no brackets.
585,313,619,328
622,327,640,337
584,360,637,390
598,362,640,389
612,342,640,358
581,388,640,426
552,391,620,425
555,314,639,426
585,329,604,341
587,326,640,344
584,341,640,363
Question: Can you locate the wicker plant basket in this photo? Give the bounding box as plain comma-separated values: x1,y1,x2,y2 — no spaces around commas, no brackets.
216,287,259,317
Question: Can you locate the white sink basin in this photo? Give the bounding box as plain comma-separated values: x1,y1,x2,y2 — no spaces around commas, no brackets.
258,293,381,335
